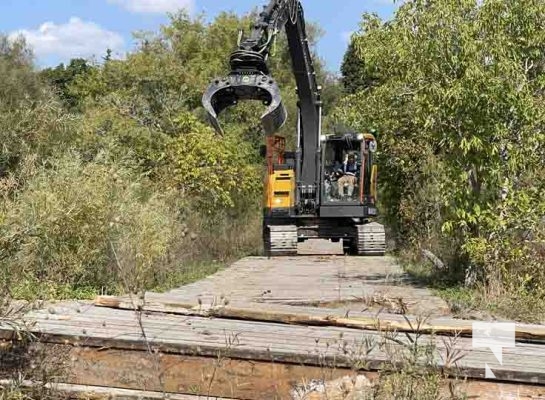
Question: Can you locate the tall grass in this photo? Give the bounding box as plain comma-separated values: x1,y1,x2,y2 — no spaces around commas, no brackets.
0,153,177,298
0,150,263,300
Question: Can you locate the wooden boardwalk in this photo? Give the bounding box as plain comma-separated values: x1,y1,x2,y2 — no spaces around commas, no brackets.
3,255,545,399
146,256,451,315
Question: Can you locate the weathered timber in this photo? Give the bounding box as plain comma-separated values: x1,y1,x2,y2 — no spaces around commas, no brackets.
1,345,362,400
0,381,231,400
3,303,545,385
152,256,451,317
95,295,545,342
6,256,545,398
2,340,545,400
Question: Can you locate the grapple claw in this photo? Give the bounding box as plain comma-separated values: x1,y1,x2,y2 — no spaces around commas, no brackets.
202,73,287,135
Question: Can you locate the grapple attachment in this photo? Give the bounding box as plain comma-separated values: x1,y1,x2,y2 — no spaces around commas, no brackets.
202,73,287,135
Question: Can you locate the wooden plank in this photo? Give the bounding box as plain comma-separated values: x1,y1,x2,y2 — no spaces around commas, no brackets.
15,304,545,364
0,381,231,400
94,295,545,343
12,317,543,377
157,256,451,317
5,304,545,385
7,253,545,389
298,239,344,255
7,344,365,400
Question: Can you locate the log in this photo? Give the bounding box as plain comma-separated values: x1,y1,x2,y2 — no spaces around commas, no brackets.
422,249,446,270
95,295,545,342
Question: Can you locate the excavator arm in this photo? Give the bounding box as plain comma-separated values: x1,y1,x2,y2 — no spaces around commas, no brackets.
202,0,320,145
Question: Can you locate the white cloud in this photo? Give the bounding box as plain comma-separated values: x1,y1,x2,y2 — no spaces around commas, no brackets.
108,0,194,14
9,17,125,60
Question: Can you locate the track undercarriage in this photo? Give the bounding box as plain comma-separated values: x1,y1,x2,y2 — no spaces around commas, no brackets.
263,219,386,257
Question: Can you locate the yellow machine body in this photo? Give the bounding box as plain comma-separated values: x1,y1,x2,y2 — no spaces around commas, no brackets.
264,169,295,214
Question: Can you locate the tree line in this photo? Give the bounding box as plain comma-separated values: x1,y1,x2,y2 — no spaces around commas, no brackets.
0,2,543,319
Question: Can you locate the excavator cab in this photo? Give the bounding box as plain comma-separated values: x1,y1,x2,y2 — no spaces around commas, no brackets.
321,133,378,207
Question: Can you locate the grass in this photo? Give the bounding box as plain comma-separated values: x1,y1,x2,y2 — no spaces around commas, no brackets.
151,260,224,293
403,259,545,323
292,316,467,399
7,260,225,301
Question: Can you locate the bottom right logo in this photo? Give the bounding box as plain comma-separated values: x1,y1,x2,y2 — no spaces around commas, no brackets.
472,322,516,379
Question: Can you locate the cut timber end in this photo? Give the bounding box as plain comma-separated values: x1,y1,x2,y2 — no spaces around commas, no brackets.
94,296,121,308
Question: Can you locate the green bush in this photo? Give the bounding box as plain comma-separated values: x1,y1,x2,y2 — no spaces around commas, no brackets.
0,35,80,178
336,0,545,308
164,113,261,211
0,153,183,298
463,173,545,299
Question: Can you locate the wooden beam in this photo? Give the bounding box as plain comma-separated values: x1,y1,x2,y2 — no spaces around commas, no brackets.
28,344,368,400
6,302,545,385
0,381,231,400
95,295,545,342
3,345,545,400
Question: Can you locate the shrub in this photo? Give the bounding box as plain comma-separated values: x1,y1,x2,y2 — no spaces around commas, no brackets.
0,153,183,298
336,0,545,309
163,113,261,212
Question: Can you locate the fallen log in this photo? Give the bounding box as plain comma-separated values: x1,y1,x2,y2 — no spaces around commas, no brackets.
95,295,545,342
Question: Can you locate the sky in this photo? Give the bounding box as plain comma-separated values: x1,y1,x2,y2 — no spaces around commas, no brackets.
3,0,400,72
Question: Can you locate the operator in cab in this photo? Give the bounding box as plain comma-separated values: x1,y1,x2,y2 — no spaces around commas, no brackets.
338,153,358,199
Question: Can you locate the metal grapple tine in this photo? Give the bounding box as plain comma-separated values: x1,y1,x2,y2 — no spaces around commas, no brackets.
202,73,287,135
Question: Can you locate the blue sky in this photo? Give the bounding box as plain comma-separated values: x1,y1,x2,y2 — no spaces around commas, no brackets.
3,0,399,72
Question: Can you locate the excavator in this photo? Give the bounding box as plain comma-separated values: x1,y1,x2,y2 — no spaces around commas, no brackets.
202,0,386,256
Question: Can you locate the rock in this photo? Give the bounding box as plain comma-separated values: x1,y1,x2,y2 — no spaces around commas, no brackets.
291,375,373,400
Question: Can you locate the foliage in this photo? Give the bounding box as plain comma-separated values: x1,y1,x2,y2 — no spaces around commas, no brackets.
340,14,385,95
2,9,330,299
40,58,96,109
5,0,543,318
163,113,261,210
0,35,78,177
341,36,373,94
0,154,183,298
0,35,42,110
336,0,545,301
66,11,336,145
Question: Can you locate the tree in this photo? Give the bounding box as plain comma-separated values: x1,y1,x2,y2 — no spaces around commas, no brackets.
0,8,336,297
0,35,76,177
40,58,95,109
334,0,545,294
341,40,369,94
0,35,42,109
341,14,383,94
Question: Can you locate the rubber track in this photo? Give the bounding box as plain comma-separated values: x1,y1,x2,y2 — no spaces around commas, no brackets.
264,225,298,257
355,222,386,256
